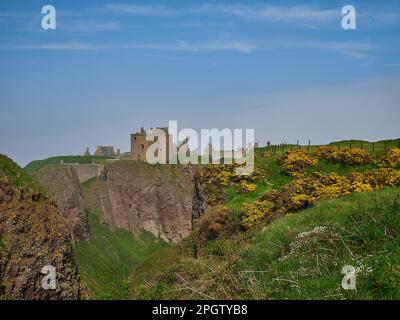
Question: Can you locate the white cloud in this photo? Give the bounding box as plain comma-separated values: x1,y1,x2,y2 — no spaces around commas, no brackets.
105,4,178,16
121,39,373,58
0,39,374,59
199,4,339,26
120,40,257,53
2,42,99,50
61,21,120,32
105,3,339,28
103,3,400,29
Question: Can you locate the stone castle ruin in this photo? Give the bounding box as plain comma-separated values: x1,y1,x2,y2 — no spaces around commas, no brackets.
94,146,117,158
84,125,257,165
131,126,172,163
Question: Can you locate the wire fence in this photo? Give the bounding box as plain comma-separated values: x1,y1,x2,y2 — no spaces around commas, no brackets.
256,139,400,156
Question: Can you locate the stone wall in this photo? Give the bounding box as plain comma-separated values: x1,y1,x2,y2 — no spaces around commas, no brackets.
67,164,103,183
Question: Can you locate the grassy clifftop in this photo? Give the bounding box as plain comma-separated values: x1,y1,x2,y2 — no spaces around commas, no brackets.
24,155,111,175
0,154,45,194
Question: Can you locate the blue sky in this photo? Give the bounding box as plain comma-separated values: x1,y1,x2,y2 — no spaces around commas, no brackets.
0,0,399,166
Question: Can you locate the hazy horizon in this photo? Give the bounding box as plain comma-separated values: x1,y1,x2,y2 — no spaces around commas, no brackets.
1,0,399,166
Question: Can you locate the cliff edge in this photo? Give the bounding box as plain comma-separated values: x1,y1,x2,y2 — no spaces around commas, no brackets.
0,155,81,299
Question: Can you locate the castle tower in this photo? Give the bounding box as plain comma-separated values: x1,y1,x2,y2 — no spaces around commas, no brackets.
131,129,148,162
131,127,171,163
83,147,91,156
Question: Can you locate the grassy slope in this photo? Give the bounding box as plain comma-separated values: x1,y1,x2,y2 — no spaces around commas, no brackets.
24,155,111,175
236,151,400,299
130,187,400,300
242,187,400,299
329,139,400,154
129,146,400,299
0,154,45,194
257,138,400,157
75,212,169,300
224,153,375,214
225,155,291,214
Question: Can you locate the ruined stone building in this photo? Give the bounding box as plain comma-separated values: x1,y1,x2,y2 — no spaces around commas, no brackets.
83,147,91,156
131,127,172,163
94,146,117,158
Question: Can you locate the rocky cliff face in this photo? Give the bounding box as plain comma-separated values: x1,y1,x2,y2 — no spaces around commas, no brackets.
35,165,89,240
83,161,199,243
0,155,81,299
191,173,210,230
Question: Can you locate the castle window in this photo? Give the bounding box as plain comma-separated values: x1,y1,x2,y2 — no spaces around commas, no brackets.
141,144,144,149
134,137,137,140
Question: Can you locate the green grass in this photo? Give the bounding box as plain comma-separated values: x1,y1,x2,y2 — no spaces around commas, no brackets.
226,184,270,214
75,212,169,300
80,177,98,190
309,159,377,176
224,155,291,214
24,155,112,175
0,154,46,194
242,187,400,299
257,138,400,157
129,145,400,299
256,155,292,188
329,139,400,156
224,150,382,216
130,187,400,300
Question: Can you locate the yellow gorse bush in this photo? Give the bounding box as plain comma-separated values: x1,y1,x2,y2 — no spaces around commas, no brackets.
314,146,337,159
315,146,372,166
198,163,265,205
241,200,274,229
241,168,400,229
239,181,257,193
278,150,318,177
379,148,400,168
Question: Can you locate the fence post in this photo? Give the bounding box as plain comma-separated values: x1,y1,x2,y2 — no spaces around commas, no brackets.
384,142,387,151
350,143,352,149
372,143,375,153
361,142,363,150
308,140,310,151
